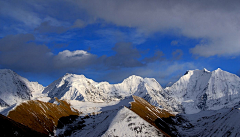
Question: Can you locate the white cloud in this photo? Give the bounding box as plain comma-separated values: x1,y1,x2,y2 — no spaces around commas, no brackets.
190,36,240,57
103,60,199,86
54,50,97,69
76,0,240,57
0,1,42,28
57,50,90,58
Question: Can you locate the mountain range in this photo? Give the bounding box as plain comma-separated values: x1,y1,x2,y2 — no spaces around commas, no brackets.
0,68,240,136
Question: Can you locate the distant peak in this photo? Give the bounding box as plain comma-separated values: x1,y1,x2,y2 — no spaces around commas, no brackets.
127,75,143,80
184,70,190,75
123,75,143,83
63,73,74,78
64,73,71,76
63,73,85,77
0,69,13,73
0,69,18,76
212,68,223,73
203,68,210,72
128,75,140,78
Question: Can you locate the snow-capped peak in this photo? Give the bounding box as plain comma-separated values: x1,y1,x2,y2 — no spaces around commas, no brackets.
0,69,44,107
203,68,210,72
0,69,14,73
122,75,143,84
43,73,172,109
166,68,240,114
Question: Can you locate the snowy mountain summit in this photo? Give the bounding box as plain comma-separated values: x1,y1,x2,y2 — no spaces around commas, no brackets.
166,68,240,114
0,69,44,107
43,74,172,110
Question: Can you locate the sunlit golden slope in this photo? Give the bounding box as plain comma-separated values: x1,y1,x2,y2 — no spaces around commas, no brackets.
130,95,175,137
0,114,48,137
8,98,79,135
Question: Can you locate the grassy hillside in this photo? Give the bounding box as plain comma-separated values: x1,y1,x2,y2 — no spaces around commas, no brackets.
8,98,79,135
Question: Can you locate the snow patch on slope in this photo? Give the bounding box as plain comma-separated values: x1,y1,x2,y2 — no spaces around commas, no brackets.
102,107,164,137
177,106,240,136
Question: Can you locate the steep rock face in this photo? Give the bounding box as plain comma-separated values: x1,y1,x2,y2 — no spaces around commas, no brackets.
0,69,44,107
166,68,240,114
43,74,172,110
0,98,9,107
8,98,79,135
206,69,240,110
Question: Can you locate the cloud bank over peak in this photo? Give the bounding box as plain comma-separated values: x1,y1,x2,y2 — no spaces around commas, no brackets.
1,0,240,57
0,34,167,73
77,0,240,57
0,34,96,72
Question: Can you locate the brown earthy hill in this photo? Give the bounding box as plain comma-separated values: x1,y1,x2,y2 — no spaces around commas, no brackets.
130,95,175,137
0,113,48,137
8,98,79,135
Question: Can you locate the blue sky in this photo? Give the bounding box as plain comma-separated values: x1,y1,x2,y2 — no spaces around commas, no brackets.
0,0,240,87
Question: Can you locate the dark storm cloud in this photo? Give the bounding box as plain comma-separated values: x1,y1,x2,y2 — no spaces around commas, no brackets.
0,34,51,71
0,0,89,36
0,34,97,72
0,34,165,73
103,42,144,68
34,19,88,34
143,50,164,63
172,49,183,60
34,21,68,34
76,0,240,57
100,42,166,68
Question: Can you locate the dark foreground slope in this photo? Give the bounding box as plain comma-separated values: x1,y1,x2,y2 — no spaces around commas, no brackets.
0,114,48,137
